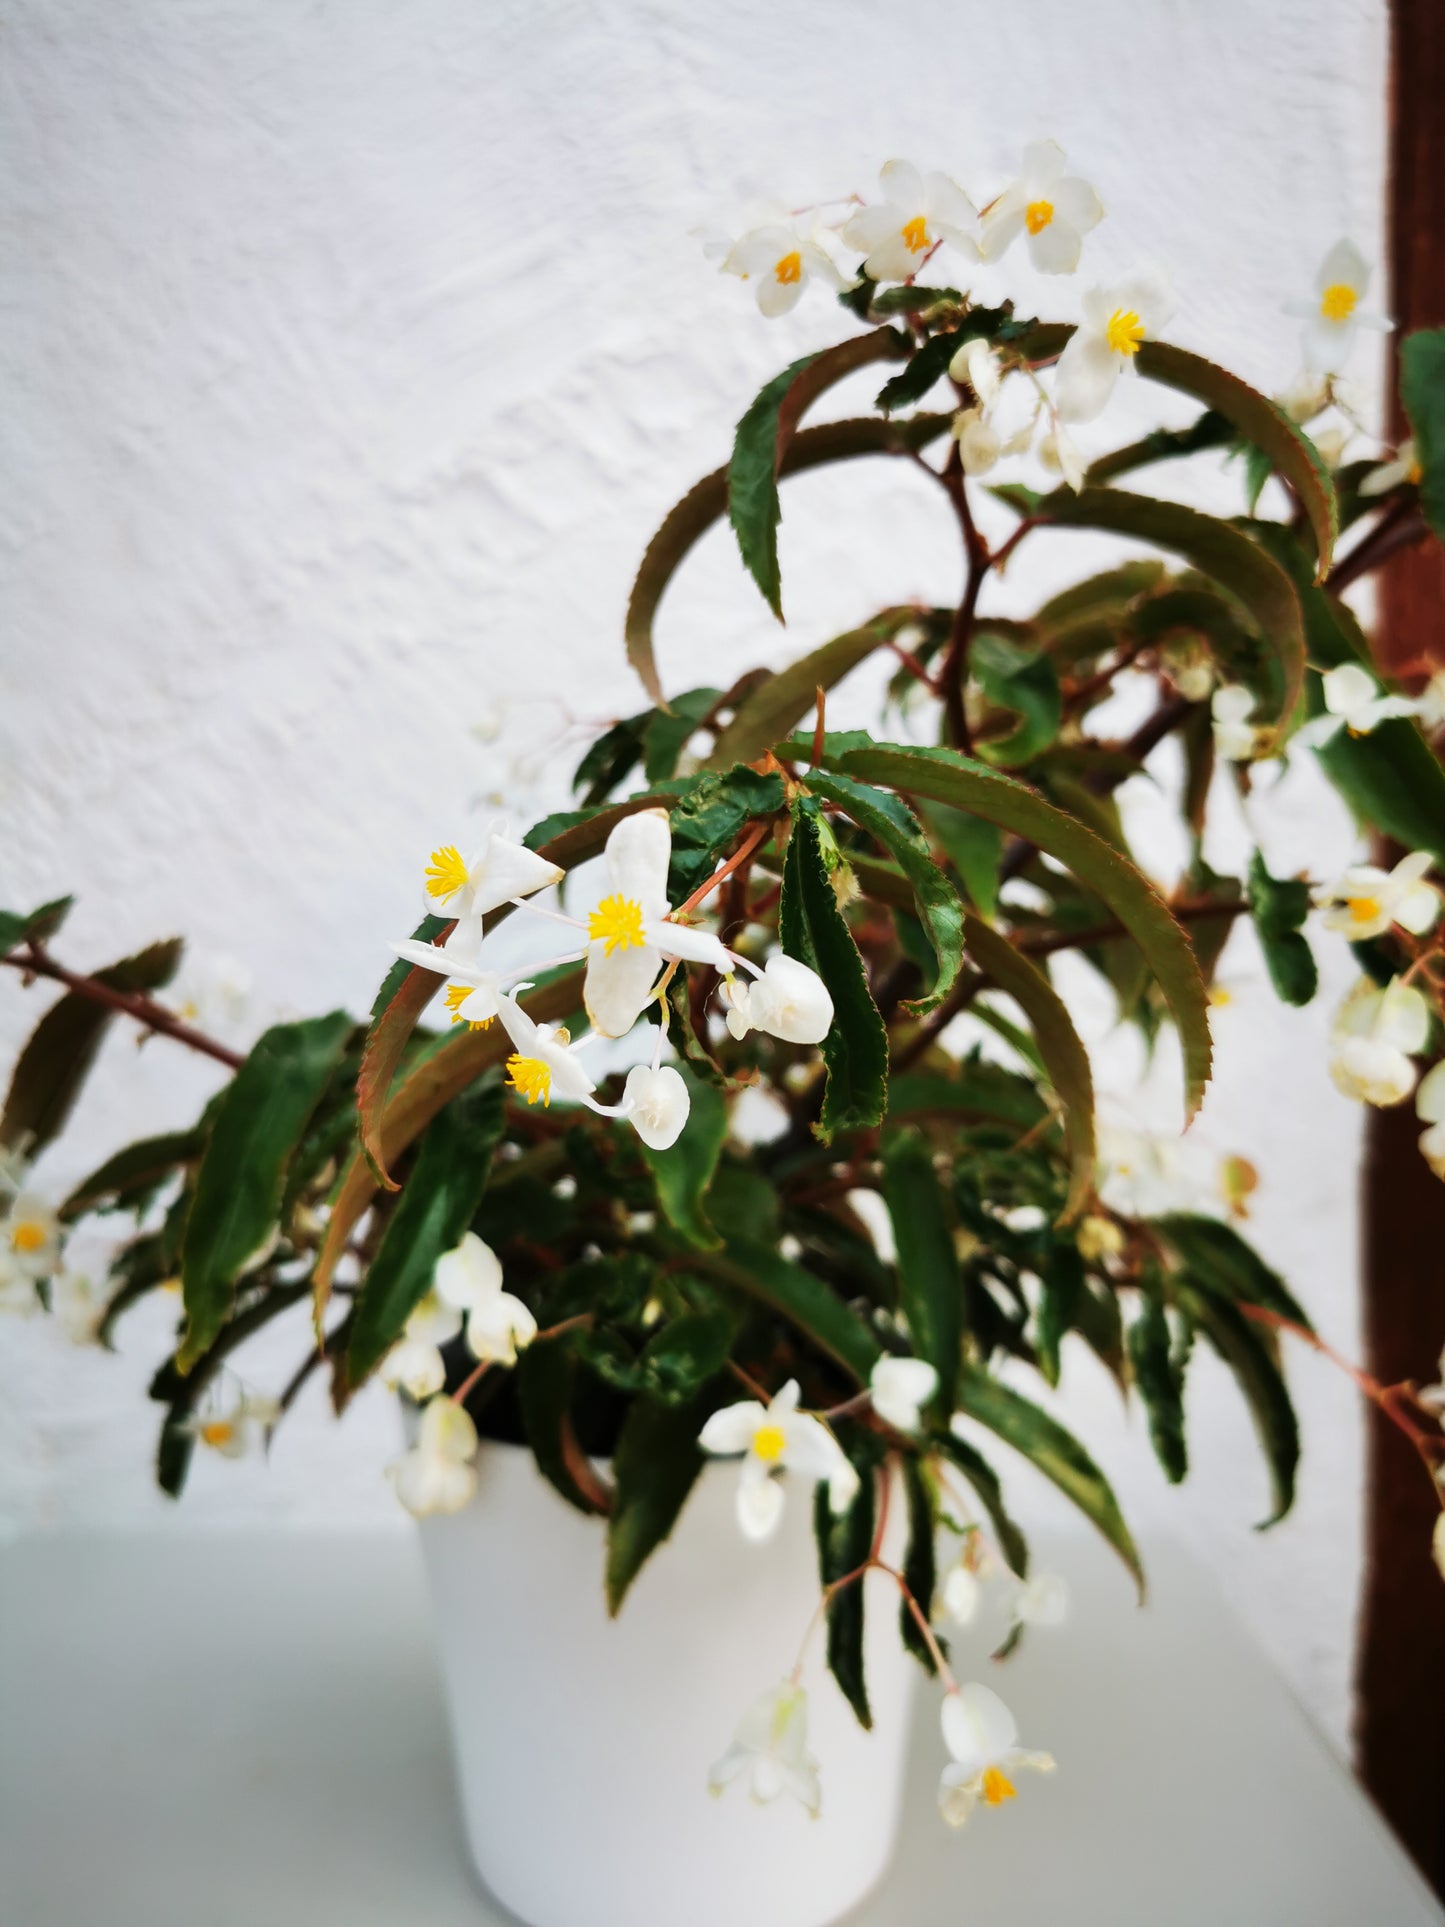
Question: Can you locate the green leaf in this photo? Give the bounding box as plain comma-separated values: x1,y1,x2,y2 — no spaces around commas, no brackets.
779,800,888,1141
640,1066,726,1248
729,331,909,619
1128,1290,1188,1484
803,769,964,1016
62,1129,203,1220
933,1433,1029,1577
0,895,73,959
898,1457,940,1674
635,1310,734,1405
1247,850,1318,1007
707,609,919,770
874,306,1023,413
1400,327,1445,541
517,1339,610,1516
972,632,1061,767
606,1393,707,1613
705,1237,881,1384
1035,489,1306,735
954,1359,1143,1595
625,412,953,705
665,766,786,901
797,738,1212,1123
642,686,723,783
881,1131,961,1410
814,1436,880,1727
344,1082,506,1387
1151,1212,1311,1328
1036,1242,1084,1387
0,938,184,1157
921,803,1003,919
176,1011,352,1369
1172,1281,1298,1527
573,711,649,804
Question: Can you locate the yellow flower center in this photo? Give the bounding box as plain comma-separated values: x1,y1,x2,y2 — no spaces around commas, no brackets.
752,1423,787,1462
1407,457,1423,485
507,1054,553,1106
1106,307,1145,356
981,1766,1016,1806
900,214,930,253
1024,198,1054,235
587,894,647,956
1346,894,1382,923
200,1420,236,1449
774,251,802,285
443,983,491,1030
11,1220,47,1254
1208,984,1234,1008
1320,282,1357,322
425,844,470,902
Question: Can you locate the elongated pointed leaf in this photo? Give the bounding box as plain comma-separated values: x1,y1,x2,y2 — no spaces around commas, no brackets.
898,1456,940,1674
953,1359,1143,1595
1400,327,1445,541
0,895,73,959
63,1129,204,1220
881,1131,962,1411
1172,1281,1298,1527
705,1237,880,1384
625,413,952,705
517,1338,612,1517
972,632,1061,767
814,1436,881,1728
358,914,454,1193
1151,1212,1311,1328
1128,1291,1188,1484
640,1065,726,1248
707,609,919,770
934,1432,1030,1577
606,1392,707,1613
1247,850,1317,1007
177,1011,352,1370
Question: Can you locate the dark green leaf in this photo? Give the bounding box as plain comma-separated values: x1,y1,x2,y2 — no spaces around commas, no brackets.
1128,1290,1188,1483
573,711,649,804
0,895,73,959
1172,1281,1298,1527
881,1131,961,1411
707,610,918,770
1400,327,1445,541
517,1339,610,1516
1036,1242,1084,1388
705,1237,880,1384
636,1310,733,1405
1151,1212,1311,1328
666,767,786,902
642,686,723,783
921,803,1003,919
972,633,1062,766
1247,850,1318,1007
62,1129,203,1220
874,306,1021,412
933,1432,1029,1577
814,1436,881,1727
639,1065,726,1248
606,1393,707,1613
898,1457,940,1674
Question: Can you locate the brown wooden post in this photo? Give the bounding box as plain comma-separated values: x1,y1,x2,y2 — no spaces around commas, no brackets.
1355,0,1445,1896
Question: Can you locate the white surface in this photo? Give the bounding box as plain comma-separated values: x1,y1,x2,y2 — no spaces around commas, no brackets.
3,1526,1440,1927
0,0,1391,1762
419,1447,912,1927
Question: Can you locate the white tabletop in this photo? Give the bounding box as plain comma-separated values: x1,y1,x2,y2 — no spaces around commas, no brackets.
1,1528,1439,1927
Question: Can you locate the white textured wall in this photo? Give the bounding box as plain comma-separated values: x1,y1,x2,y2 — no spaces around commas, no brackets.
0,0,1388,1757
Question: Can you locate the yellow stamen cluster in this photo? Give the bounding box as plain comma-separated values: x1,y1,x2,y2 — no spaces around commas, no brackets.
774,251,802,285
752,1423,787,1462
981,1766,1016,1806
1024,199,1054,235
1346,894,1383,924
443,984,491,1031
11,1220,47,1254
200,1420,236,1449
507,1054,553,1107
900,214,929,253
425,844,470,902
587,893,647,956
1106,307,1145,356
1319,282,1357,322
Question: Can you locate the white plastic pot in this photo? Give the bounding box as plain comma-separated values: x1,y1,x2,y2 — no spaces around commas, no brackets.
415,1440,916,1927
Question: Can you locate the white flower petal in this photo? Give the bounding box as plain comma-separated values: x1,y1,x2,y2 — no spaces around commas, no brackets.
699,1400,765,1455
606,809,672,916
584,940,664,1039
623,1062,690,1150
737,1465,786,1541
434,1231,504,1313
1055,332,1120,423
941,1682,1019,1776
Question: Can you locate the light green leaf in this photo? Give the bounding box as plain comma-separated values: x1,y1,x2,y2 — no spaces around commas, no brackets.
1247,849,1318,1007
972,632,1062,766
0,895,73,959
921,803,1003,919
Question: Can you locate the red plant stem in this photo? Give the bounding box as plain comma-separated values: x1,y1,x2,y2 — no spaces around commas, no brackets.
3,941,244,1070
1242,1304,1445,1471
671,821,771,922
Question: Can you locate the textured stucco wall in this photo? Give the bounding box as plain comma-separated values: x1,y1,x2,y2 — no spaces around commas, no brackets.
0,0,1388,1756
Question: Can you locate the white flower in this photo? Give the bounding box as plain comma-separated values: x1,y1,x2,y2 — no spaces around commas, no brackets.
1415,670,1445,734
422,832,563,921
1328,976,1431,1107
1417,1344,1445,1417
1208,684,1260,761
980,140,1103,275
1417,1062,1445,1180
4,1192,60,1279
1277,373,1330,424
1094,1122,1193,1218
1297,663,1423,748
387,1395,479,1518
940,1561,981,1626
708,1680,820,1814
720,217,851,319
1360,437,1423,498
493,991,604,1111
392,913,506,1031
0,1251,39,1316
949,335,1003,408
1076,1214,1124,1264
1010,1572,1069,1628
50,1270,104,1346
170,953,253,1038
435,1230,537,1367
951,405,1002,476
1316,852,1439,942
1038,423,1086,492
1286,240,1391,375
381,1288,463,1399
938,1684,1055,1827
869,1355,939,1432
182,1389,280,1460
724,954,834,1045
842,160,979,283
1055,272,1173,423
583,811,731,1039
698,1378,857,1542
621,1060,690,1151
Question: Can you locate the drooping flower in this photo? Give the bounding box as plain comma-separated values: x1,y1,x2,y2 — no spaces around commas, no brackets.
980,140,1103,275
392,913,506,1030
1328,976,1431,1107
1277,372,1330,425
720,217,851,319
1296,663,1421,748
435,1230,537,1367
422,832,563,921
182,1389,281,1460
938,1683,1055,1827
0,1251,39,1316
381,1289,464,1399
1287,240,1390,374
50,1270,104,1346
1360,438,1422,498
1038,422,1087,492
724,953,834,1045
1417,1062,1445,1181
621,1060,691,1151
4,1192,60,1279
940,1561,982,1626
387,1395,479,1518
1009,1572,1069,1628
493,991,605,1112
1055,272,1174,423
698,1379,859,1542
842,160,979,283
1315,851,1439,943
583,810,732,1039
708,1680,821,1815
869,1355,939,1433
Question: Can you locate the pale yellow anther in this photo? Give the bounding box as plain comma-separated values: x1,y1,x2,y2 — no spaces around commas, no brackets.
425,844,470,902
1319,282,1357,322
1024,199,1054,235
200,1420,236,1450
587,894,647,956
1106,307,1145,356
